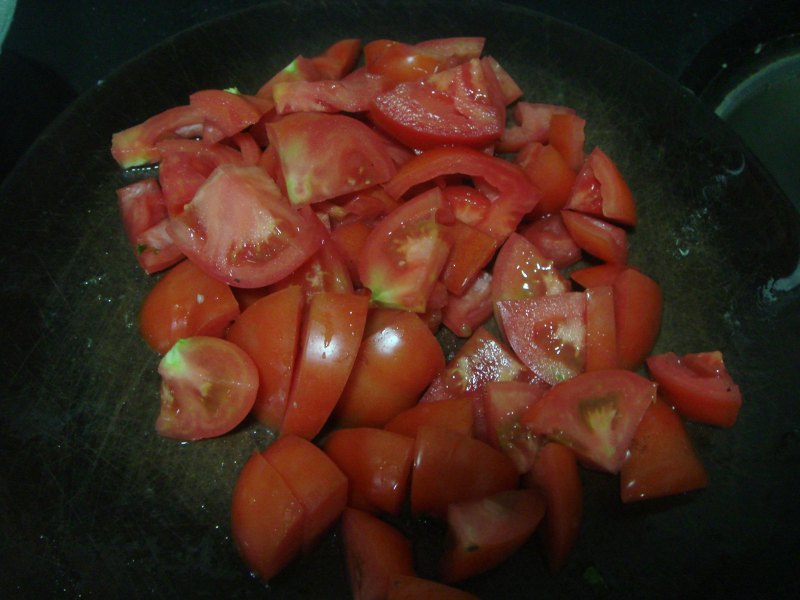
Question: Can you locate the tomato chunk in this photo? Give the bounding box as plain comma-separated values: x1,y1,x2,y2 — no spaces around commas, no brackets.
231,451,305,581
323,427,414,516
521,370,656,473
410,426,518,519
139,259,239,354
341,508,415,600
646,351,742,427
384,397,474,438
440,489,546,582
620,398,708,502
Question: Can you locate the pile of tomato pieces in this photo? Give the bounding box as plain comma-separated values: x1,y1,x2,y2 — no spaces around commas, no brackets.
112,36,744,596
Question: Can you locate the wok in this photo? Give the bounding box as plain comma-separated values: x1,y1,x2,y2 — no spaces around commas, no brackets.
1,1,798,598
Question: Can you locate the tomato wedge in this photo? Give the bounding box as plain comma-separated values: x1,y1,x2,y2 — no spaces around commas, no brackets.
384,397,475,438
521,369,656,473
565,147,637,226
168,164,324,288
440,489,546,582
358,187,452,312
383,145,539,242
646,351,742,427
156,336,258,441
620,398,708,502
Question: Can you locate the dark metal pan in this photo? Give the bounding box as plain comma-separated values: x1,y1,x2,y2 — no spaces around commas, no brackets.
1,2,798,598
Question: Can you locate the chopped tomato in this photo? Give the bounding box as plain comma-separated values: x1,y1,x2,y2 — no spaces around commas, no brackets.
561,209,628,264
440,489,546,582
370,58,505,149
231,450,305,581
518,212,582,269
256,54,323,101
262,435,348,552
342,508,416,600
358,187,452,312
273,70,387,114
484,380,549,473
225,285,303,430
323,427,414,516
188,89,265,143
156,336,258,440
139,259,240,354
441,270,494,338
280,292,369,439
132,220,185,274
496,292,587,385
613,267,662,370
387,575,480,600
268,236,354,301
585,285,618,371
646,351,742,427
620,398,708,502
364,39,450,85
521,369,656,473
330,220,373,284
335,309,445,428
384,397,475,438
483,55,523,105
310,38,362,80
569,262,628,289
440,221,498,296
414,36,485,61
168,164,324,288
517,142,576,215
384,145,539,242
442,185,492,227
524,442,583,572
267,112,396,205
111,104,203,168
548,112,585,172
496,102,574,153
565,147,637,226
410,425,519,519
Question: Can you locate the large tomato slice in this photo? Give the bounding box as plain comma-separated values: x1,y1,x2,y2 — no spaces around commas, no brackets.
370,58,505,149
267,112,396,205
521,369,656,473
168,164,323,288
156,336,258,441
357,187,452,312
383,145,539,242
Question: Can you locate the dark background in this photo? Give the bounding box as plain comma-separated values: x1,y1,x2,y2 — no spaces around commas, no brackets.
0,0,783,184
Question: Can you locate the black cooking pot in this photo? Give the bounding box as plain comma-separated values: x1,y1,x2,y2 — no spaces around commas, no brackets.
1,2,798,598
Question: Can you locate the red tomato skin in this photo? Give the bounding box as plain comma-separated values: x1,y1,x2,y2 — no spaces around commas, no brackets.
566,147,637,226
561,209,628,264
620,398,708,502
387,575,480,600
168,164,324,288
646,351,742,427
548,112,585,172
263,435,348,553
341,508,416,600
569,263,628,289
155,336,258,440
521,370,656,473
516,142,576,214
225,285,303,430
323,427,414,516
524,442,583,573
410,426,519,519
585,285,619,371
280,292,369,440
230,451,305,581
613,268,663,370
139,259,240,354
440,488,546,583
384,397,475,438
383,145,539,242
441,221,498,296
335,309,445,428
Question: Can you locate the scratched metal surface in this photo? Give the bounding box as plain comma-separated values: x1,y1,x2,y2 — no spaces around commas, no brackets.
1,1,799,598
